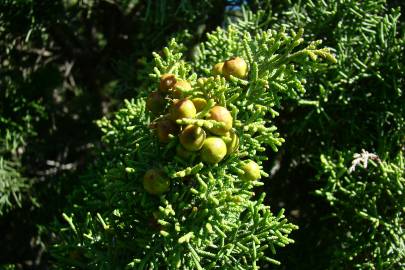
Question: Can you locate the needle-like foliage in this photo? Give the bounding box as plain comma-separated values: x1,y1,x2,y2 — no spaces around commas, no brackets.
0,85,45,215
266,0,404,269
49,9,335,269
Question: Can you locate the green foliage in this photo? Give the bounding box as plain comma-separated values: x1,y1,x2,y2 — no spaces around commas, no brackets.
0,158,29,215
276,0,404,143
0,74,45,215
49,10,335,269
1,0,403,269
317,150,404,269
0,0,225,266
265,0,405,269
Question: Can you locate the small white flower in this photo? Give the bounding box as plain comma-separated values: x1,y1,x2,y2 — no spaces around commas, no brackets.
349,149,381,173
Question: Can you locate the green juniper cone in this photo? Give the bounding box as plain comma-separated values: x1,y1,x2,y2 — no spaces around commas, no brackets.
50,9,336,269
179,125,206,152
222,57,248,79
200,136,228,165
191,97,208,112
240,160,261,181
176,144,193,159
212,62,224,76
225,129,240,155
143,169,170,195
206,106,233,136
169,98,197,121
172,80,192,98
156,118,179,143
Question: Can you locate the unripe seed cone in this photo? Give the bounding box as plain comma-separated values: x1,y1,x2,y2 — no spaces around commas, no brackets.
156,119,179,143
223,57,248,79
176,144,193,159
179,125,206,151
212,62,224,76
200,137,227,164
192,98,207,112
207,106,233,135
225,129,239,155
240,160,261,181
159,74,176,93
143,169,170,195
146,91,166,115
171,80,192,98
170,99,197,120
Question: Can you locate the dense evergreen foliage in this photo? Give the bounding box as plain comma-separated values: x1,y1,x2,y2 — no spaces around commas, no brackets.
0,0,224,267
268,1,405,269
0,0,403,269
49,13,337,267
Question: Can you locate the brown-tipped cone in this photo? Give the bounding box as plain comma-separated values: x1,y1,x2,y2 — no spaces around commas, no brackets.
156,119,179,143
159,74,176,93
146,91,166,115
223,57,248,79
169,99,197,120
170,80,192,98
207,106,233,135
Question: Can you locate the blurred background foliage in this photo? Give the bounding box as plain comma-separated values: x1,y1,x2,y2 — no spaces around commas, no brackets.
0,0,404,269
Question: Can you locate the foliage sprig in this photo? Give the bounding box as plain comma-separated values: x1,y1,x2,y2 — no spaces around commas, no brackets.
50,10,336,269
